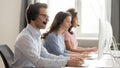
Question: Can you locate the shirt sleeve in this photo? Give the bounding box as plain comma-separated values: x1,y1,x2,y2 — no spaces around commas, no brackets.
15,35,68,68
41,45,70,59
64,31,70,41
64,49,69,53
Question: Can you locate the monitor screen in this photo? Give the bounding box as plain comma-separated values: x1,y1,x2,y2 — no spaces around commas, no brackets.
98,19,113,59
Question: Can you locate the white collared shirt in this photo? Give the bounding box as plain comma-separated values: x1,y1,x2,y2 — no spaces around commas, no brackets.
12,24,69,68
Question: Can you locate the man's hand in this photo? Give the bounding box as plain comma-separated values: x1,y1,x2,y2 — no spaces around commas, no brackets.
67,56,84,67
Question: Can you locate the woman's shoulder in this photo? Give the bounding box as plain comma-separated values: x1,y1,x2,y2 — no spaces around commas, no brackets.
64,31,69,35
46,32,58,39
64,31,71,36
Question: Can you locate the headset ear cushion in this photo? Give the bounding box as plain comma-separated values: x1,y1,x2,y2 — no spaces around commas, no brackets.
31,15,35,20
59,20,62,24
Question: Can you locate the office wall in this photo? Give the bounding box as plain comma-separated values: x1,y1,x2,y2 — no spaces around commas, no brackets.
0,0,22,67
111,0,120,43
77,39,98,48
111,0,120,49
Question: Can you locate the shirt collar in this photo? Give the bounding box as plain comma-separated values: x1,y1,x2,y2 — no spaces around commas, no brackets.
27,24,41,39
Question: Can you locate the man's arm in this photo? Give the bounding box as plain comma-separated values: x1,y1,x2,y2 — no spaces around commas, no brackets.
15,35,68,68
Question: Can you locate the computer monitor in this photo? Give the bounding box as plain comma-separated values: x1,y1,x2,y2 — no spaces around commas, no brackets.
106,20,113,49
98,19,113,59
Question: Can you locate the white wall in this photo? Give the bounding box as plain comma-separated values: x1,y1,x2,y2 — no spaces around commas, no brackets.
77,39,98,48
0,0,22,67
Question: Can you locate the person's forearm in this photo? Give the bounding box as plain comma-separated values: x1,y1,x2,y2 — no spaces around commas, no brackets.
68,48,86,53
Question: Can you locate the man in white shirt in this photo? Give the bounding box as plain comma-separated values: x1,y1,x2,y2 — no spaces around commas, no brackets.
12,2,83,68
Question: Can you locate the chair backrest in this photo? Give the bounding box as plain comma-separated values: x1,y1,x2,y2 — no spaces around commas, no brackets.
0,44,14,68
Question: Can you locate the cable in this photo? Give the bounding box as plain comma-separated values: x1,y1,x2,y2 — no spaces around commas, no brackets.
104,53,120,67
112,36,118,50
102,35,120,67
107,36,120,67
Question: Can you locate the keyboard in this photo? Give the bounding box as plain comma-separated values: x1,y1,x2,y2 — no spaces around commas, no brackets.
104,50,120,58
85,52,98,60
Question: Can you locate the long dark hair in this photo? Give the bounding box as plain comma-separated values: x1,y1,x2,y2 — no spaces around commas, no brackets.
42,11,71,39
67,8,77,34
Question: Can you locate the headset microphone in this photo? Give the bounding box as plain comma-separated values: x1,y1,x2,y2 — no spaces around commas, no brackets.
43,21,47,25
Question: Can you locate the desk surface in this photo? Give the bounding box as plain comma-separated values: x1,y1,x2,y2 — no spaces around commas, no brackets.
63,59,120,68
63,51,120,68
82,53,120,68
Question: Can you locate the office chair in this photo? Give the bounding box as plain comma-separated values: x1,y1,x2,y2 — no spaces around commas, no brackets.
0,44,14,68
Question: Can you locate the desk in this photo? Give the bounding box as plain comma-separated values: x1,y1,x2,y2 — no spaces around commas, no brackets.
63,59,120,68
82,53,120,68
62,52,120,68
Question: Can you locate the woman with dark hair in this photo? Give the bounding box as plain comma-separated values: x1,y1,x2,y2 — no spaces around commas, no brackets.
42,11,72,56
64,8,97,53
42,11,86,66
42,11,87,58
